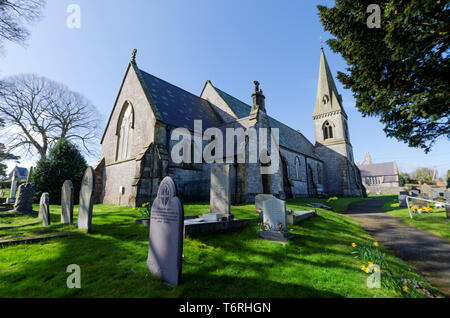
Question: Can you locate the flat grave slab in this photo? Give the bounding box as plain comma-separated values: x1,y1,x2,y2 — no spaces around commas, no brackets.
184,216,251,236
286,209,317,225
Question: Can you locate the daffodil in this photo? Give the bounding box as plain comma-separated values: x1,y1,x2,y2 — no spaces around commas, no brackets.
402,285,409,293
352,242,356,248
132,207,136,211
373,267,378,272
361,265,367,272
374,242,379,247
368,261,373,266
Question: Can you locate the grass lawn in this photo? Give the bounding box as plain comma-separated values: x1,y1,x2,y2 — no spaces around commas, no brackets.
0,197,441,298
383,198,450,240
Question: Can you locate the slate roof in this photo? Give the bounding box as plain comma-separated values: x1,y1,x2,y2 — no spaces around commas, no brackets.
357,162,397,177
212,85,320,160
8,166,28,180
139,69,223,131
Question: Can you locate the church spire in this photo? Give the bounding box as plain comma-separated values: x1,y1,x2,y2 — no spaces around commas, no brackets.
313,49,346,118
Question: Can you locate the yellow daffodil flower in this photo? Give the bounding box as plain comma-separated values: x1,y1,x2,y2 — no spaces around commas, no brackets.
352,243,357,248
402,285,409,293
374,242,379,247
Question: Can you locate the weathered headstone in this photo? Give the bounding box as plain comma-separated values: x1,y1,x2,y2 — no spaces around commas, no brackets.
421,184,432,198
14,183,36,213
147,176,184,286
77,167,95,232
259,197,294,242
40,193,50,226
8,171,18,203
412,194,428,208
207,165,231,220
398,193,408,208
444,191,450,202
26,167,33,183
61,180,74,224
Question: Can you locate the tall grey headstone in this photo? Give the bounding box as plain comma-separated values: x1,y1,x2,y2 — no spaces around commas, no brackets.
40,193,50,227
14,183,36,213
8,171,18,203
61,180,74,224
77,167,95,232
209,165,231,217
147,176,184,286
26,167,33,183
259,197,294,241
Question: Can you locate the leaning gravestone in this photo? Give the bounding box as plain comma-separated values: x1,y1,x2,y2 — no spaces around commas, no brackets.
206,165,232,221
259,197,294,242
147,176,184,286
40,193,50,227
421,184,433,198
14,183,36,214
61,180,74,224
444,191,450,202
77,167,95,232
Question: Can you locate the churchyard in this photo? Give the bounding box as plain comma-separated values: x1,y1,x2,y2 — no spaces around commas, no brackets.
0,189,442,298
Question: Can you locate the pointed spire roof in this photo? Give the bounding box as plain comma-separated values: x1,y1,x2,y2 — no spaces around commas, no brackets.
313,49,347,118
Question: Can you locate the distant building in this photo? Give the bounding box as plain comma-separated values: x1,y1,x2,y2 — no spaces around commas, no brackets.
357,153,400,194
8,166,28,181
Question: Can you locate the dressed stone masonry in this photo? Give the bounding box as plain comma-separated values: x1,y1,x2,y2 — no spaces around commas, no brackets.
147,176,184,286
40,193,50,227
61,180,74,224
78,167,95,232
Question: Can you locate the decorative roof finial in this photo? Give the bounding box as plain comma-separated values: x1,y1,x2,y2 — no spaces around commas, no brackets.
131,48,137,63
253,80,260,93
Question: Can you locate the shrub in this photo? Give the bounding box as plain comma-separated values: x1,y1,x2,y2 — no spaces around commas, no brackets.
31,138,87,204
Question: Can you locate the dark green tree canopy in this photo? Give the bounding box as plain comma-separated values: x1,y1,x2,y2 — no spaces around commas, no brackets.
318,0,449,152
31,138,87,204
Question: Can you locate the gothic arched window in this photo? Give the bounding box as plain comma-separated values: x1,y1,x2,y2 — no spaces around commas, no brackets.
116,102,134,161
295,157,301,180
322,121,334,140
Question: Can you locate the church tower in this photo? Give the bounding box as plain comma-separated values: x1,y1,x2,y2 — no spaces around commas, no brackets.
312,49,359,196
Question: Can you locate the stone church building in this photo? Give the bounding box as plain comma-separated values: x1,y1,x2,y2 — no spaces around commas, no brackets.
94,49,365,206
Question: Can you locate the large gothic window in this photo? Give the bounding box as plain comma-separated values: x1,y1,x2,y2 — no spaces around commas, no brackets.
116,103,134,161
295,157,301,180
322,121,334,140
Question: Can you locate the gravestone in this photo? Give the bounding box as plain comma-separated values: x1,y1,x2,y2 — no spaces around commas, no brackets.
40,193,50,227
259,197,294,242
431,189,440,199
61,180,74,224
207,165,231,220
147,176,184,286
444,191,450,202
420,184,432,198
14,183,36,213
8,171,18,204
255,194,276,211
77,167,95,232
26,167,33,183
412,194,428,208
398,192,408,208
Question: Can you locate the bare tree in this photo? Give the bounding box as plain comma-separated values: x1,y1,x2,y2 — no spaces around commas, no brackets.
0,0,46,52
0,74,101,160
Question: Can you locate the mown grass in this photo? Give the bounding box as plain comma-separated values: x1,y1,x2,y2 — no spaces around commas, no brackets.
383,199,450,240
0,197,440,298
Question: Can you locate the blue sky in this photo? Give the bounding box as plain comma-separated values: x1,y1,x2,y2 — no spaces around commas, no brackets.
1,0,449,178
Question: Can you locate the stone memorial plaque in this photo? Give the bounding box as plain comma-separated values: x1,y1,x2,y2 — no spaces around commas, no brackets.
61,180,74,224
14,183,35,213
40,193,50,227
210,165,231,216
147,176,184,286
78,167,95,232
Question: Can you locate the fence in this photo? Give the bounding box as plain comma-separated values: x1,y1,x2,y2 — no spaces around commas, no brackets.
405,196,450,219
